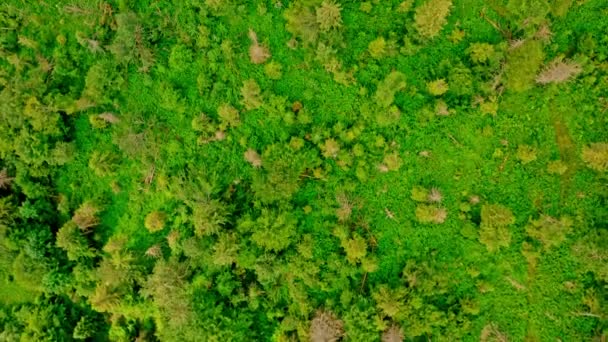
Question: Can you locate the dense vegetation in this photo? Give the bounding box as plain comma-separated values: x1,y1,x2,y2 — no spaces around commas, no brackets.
0,0,607,341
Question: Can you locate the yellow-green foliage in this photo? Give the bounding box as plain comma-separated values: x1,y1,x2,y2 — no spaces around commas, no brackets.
241,79,263,110
217,103,240,129
285,4,319,44
551,0,573,17
144,211,167,233
581,143,608,172
526,215,572,249
547,160,568,175
368,37,387,59
342,234,367,264
504,40,545,92
316,1,343,32
479,204,515,252
427,79,449,96
415,205,447,224
516,145,537,164
383,152,403,171
414,0,453,39
467,43,495,63
191,200,228,236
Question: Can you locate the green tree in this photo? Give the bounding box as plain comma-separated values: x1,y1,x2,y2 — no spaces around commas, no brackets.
414,0,453,39
479,204,515,252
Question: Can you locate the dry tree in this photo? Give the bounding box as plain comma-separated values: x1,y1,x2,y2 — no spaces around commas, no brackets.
382,324,404,342
145,244,163,258
536,59,582,84
427,188,443,203
72,201,101,230
309,310,344,342
244,148,263,168
0,169,14,189
248,29,271,64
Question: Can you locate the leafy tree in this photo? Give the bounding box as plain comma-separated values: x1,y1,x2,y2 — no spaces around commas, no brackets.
316,1,342,32
191,199,229,236
247,209,297,252
526,215,572,249
479,204,515,252
414,0,453,39
581,143,608,172
144,211,167,233
374,71,406,108
504,39,545,92
56,221,95,261
143,259,193,328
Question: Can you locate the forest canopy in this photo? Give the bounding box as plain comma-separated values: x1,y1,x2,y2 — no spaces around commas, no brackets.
0,0,607,341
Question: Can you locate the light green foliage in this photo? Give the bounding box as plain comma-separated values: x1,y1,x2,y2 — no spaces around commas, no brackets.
550,0,573,17
383,152,403,171
373,285,407,318
506,0,550,27
143,259,193,328
414,0,453,39
88,151,119,177
374,71,406,108
241,79,263,110
504,40,545,92
264,61,283,80
217,103,240,129
191,199,229,236
316,1,343,32
56,221,95,261
249,210,297,252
